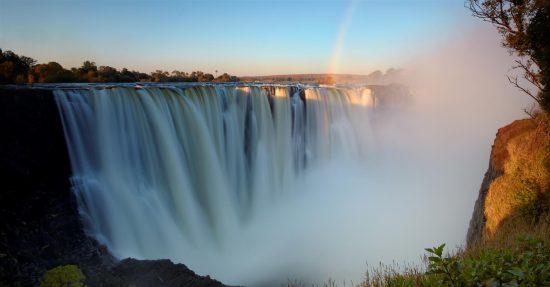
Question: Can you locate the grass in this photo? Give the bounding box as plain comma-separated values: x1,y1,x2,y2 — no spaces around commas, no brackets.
483,115,550,244
286,235,550,287
359,236,549,287
356,115,550,287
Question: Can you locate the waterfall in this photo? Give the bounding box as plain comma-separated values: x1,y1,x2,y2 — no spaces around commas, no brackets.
54,84,373,282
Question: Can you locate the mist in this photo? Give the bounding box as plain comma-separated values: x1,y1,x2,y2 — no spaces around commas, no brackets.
174,24,532,286
50,24,533,287
2,1,543,286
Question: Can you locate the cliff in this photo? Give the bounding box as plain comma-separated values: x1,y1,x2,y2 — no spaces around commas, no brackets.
467,117,550,247
0,87,227,286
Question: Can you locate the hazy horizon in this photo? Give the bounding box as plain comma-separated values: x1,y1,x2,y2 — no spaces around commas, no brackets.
1,0,472,76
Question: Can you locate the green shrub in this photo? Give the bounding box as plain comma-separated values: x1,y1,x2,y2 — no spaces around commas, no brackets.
425,237,549,286
40,265,85,287
361,237,550,287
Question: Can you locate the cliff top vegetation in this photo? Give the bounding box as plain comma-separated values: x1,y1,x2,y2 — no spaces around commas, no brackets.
0,49,240,85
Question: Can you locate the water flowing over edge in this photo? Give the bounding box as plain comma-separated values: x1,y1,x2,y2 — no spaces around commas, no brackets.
54,84,374,283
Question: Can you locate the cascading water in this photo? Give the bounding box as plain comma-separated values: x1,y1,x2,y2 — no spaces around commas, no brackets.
54,84,374,284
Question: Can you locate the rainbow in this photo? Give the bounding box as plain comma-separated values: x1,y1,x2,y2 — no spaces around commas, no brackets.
328,0,359,77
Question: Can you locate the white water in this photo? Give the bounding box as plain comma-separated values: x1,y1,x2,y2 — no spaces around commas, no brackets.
55,84,374,285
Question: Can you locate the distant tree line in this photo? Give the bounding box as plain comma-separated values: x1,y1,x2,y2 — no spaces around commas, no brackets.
0,49,239,84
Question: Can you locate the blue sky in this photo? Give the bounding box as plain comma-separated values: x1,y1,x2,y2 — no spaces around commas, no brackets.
0,0,472,76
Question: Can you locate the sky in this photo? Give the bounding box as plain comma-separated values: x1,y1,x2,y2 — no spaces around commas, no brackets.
1,0,473,76
1,1,535,284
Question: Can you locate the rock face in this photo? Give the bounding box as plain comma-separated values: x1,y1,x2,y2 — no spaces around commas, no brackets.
106,259,225,287
466,118,537,246
0,87,227,286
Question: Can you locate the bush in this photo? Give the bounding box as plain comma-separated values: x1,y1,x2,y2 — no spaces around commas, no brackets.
361,237,550,287
40,265,85,287
426,238,549,286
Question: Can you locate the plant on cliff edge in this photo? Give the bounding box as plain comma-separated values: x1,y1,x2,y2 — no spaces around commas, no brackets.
361,236,550,287
40,265,86,287
427,237,550,286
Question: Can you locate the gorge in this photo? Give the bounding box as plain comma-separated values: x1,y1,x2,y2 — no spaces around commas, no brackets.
54,84,375,281
1,0,549,285
0,80,539,286
1,84,404,285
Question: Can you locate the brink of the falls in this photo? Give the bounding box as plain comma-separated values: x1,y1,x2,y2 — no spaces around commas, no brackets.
54,84,375,285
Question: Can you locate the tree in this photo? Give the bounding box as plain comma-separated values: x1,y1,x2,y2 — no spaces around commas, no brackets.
79,60,97,73
150,70,170,82
19,55,36,68
77,61,98,82
170,70,193,82
0,49,35,84
214,73,239,82
98,66,120,82
198,73,214,82
120,68,150,82
468,0,550,113
30,62,76,83
0,49,239,84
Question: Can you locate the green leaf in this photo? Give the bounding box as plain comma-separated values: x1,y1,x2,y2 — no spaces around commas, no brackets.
435,244,445,257
507,267,525,278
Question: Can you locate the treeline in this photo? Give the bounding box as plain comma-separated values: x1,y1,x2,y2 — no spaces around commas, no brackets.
0,49,239,84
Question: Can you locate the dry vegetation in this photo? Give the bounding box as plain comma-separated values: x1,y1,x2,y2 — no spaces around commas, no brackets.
483,114,550,246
